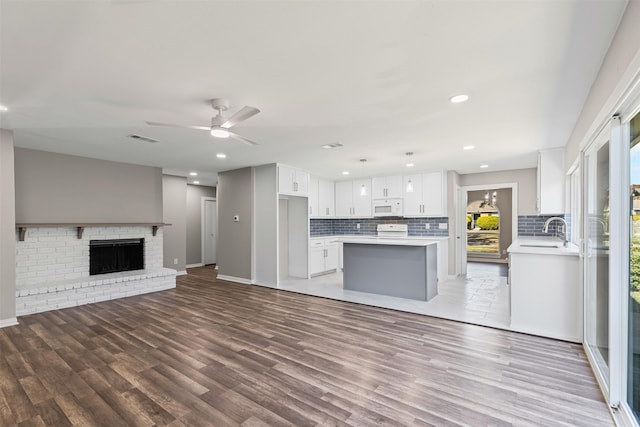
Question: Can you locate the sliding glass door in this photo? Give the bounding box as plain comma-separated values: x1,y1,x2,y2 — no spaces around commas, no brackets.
584,126,611,391
628,110,640,421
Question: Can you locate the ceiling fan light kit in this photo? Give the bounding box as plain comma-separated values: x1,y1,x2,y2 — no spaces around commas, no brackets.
146,97,260,145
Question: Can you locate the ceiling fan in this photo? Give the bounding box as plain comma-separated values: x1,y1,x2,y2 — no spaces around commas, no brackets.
146,98,260,145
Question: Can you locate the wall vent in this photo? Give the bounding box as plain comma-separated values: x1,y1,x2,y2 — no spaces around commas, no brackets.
127,134,159,143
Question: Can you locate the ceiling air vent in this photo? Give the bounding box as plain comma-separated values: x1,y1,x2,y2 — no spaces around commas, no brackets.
127,134,159,143
321,143,343,149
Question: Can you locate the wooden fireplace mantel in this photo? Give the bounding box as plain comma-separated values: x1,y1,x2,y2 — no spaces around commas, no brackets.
15,222,171,242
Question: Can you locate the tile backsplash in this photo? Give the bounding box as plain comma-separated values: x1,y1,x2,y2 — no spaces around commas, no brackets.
310,217,449,237
312,214,568,239
517,215,567,237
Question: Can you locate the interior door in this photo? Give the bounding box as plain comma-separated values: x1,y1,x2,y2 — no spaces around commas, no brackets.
204,199,217,265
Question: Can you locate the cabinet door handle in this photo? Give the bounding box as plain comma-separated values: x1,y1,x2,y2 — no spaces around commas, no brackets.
326,207,329,215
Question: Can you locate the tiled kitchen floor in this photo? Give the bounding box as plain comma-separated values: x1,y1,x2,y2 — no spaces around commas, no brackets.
277,262,510,330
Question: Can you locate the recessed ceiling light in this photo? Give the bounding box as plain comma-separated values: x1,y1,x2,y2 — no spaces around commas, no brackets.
450,94,469,104
216,153,226,159
406,163,414,167
0,105,8,112
342,171,350,175
193,181,200,184
189,172,198,176
463,145,475,150
480,164,489,168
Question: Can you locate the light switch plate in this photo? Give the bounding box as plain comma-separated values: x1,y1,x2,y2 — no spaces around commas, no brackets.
425,223,430,229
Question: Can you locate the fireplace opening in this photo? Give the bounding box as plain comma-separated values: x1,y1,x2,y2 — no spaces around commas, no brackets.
90,238,144,275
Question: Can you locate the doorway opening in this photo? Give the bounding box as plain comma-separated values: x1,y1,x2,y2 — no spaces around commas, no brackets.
201,197,217,266
466,190,501,261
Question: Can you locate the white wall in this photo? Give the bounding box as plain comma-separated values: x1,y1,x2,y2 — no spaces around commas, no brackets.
565,1,640,166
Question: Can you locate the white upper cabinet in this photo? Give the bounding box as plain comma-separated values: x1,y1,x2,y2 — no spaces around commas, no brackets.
309,176,335,218
318,178,335,217
372,175,402,199
335,179,372,217
402,171,447,217
278,164,310,196
308,176,319,216
537,149,565,214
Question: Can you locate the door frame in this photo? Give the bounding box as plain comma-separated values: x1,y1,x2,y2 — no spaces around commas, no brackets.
456,182,518,276
201,197,217,266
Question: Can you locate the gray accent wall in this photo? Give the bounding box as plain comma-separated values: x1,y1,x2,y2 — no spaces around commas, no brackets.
14,148,163,222
0,130,16,323
186,184,216,265
253,165,278,286
460,168,537,215
218,167,253,281
162,175,187,272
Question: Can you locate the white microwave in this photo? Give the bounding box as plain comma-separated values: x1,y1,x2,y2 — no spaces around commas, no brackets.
372,199,403,217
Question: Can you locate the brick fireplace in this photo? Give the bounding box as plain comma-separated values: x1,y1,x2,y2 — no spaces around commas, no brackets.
15,225,176,316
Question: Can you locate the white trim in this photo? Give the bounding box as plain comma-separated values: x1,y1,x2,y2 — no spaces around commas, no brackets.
176,270,188,276
186,263,204,269
609,115,625,408
217,274,255,285
0,318,18,328
201,196,217,266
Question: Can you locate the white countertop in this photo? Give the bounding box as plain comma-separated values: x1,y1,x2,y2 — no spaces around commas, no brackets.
311,234,448,241
507,237,579,257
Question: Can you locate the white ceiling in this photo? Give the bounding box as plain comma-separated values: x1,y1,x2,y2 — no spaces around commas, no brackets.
0,0,628,186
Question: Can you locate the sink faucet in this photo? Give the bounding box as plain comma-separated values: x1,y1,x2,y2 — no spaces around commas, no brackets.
542,217,568,247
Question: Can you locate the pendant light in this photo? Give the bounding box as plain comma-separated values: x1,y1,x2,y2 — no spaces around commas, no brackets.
405,152,414,192
359,159,368,196
405,151,414,168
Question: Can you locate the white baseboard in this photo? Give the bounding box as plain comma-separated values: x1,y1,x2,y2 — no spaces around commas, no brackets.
176,270,188,276
0,317,18,328
186,263,204,269
217,274,255,285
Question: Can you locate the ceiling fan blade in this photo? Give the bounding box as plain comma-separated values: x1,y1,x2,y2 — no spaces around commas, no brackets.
221,106,260,129
228,131,259,146
145,121,210,131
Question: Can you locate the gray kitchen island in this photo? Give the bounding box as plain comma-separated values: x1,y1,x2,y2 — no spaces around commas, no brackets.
341,238,438,301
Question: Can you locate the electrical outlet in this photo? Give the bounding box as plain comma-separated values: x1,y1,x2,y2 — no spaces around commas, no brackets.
425,223,430,230
356,223,360,230
173,258,178,265
438,223,448,230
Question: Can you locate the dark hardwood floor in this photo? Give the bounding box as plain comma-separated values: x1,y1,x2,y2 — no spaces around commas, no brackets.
0,266,612,426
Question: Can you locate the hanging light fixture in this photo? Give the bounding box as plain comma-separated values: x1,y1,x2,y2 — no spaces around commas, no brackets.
406,179,414,193
359,159,367,196
405,151,414,168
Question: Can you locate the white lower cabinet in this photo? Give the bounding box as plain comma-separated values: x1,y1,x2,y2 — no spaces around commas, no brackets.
509,250,581,342
309,238,339,276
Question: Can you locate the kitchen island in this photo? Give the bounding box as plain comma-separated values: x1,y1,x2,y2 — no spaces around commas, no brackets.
341,238,438,301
